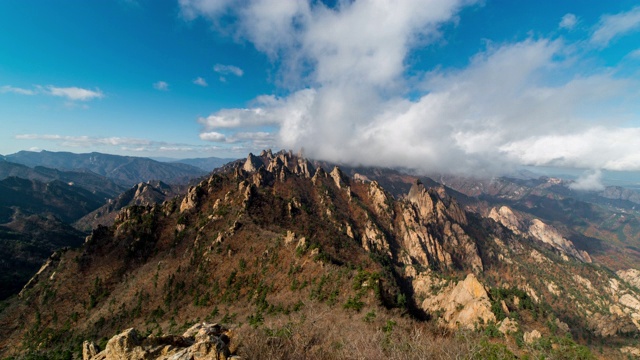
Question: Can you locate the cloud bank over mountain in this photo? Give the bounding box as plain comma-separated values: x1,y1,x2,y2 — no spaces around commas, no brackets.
185,0,640,176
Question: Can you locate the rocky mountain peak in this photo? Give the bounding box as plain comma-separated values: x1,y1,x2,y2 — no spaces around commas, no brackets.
329,166,349,189
241,150,317,181
259,148,273,159
242,153,264,173
407,180,467,226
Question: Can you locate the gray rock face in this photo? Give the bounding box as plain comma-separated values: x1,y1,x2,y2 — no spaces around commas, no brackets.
401,181,482,273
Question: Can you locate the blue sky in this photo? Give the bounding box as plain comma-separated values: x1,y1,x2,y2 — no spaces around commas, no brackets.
1,0,640,184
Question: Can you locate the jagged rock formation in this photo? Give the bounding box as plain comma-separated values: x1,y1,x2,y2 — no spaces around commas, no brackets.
75,181,181,232
527,219,591,263
489,205,591,263
18,249,66,298
413,273,495,329
401,181,483,273
488,206,522,235
83,323,239,360
524,330,541,344
242,153,263,173
434,174,640,270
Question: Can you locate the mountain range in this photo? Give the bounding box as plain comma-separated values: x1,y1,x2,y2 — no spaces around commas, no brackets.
0,151,227,303
2,151,209,186
1,149,640,359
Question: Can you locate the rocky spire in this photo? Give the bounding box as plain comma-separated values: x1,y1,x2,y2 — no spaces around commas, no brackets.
330,166,349,189
243,153,264,173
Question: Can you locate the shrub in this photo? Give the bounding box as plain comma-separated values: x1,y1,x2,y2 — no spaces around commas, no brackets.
343,296,364,311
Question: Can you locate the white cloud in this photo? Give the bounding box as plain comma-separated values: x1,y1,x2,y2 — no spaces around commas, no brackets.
2,85,105,103
200,131,226,141
213,64,243,77
0,85,36,95
157,146,194,152
153,81,169,91
193,77,208,86
627,48,640,59
499,127,640,171
559,13,577,30
198,90,313,131
179,0,233,20
189,0,475,155
591,6,640,47
184,1,640,175
16,134,150,147
569,169,605,191
45,86,104,101
199,129,276,149
14,133,223,154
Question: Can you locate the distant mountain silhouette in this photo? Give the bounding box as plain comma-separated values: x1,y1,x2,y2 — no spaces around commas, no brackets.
5,150,207,186
0,177,105,224
0,159,125,200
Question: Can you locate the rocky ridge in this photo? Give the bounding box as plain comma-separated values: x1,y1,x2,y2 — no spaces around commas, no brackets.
434,173,640,270
2,150,640,358
74,181,182,232
488,205,591,263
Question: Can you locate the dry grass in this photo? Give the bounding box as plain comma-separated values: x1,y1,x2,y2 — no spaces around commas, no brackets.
235,303,483,360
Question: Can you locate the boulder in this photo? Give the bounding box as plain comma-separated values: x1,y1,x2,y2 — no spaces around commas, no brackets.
420,273,495,329
86,323,240,360
523,329,541,344
82,341,100,360
498,318,519,335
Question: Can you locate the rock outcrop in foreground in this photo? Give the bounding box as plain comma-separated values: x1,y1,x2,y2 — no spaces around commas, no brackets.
414,273,495,329
83,323,239,360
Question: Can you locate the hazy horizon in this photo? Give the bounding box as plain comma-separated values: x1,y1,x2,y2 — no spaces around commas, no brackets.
3,147,640,190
